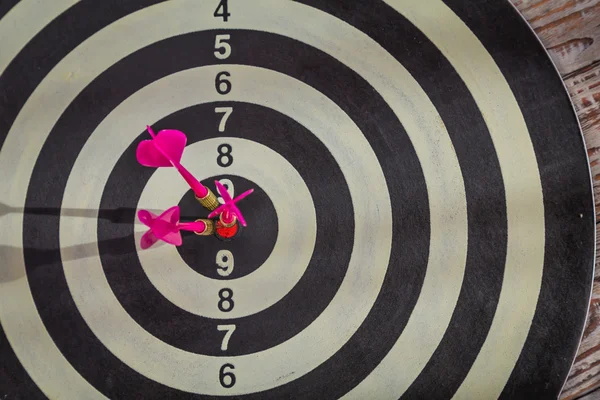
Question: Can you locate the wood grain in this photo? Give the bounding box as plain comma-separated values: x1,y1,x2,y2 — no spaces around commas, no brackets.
509,1,600,399
512,0,600,75
580,386,600,400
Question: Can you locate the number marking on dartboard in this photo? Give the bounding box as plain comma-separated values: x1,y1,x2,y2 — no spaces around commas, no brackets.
215,107,233,132
214,0,236,380
219,363,236,388
216,71,231,95
216,178,234,204
214,34,231,59
218,288,234,312
217,324,236,351
214,0,230,22
216,249,234,276
217,144,233,167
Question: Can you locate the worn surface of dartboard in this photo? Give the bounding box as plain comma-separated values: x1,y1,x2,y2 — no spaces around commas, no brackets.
0,0,596,399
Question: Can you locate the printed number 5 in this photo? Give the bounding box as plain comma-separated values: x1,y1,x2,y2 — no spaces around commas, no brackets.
214,34,231,59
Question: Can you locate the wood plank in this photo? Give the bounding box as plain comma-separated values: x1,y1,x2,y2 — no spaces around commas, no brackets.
566,62,600,171
511,0,600,76
579,386,600,400
508,1,600,399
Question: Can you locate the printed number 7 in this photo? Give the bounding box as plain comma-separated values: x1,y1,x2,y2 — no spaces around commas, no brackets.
217,324,236,351
215,107,233,132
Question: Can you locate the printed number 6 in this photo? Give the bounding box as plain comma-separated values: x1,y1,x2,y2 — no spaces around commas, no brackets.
215,72,231,95
219,363,236,388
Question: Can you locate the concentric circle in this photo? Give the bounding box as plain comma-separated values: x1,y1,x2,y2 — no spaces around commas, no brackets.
0,0,594,399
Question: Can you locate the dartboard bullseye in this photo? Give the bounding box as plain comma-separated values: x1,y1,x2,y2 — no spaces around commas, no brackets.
0,0,595,399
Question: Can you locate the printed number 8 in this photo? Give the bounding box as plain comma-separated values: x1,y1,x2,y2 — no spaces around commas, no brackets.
218,288,234,312
218,144,233,167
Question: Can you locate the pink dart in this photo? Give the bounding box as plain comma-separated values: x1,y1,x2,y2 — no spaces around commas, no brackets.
138,206,208,249
136,126,209,198
208,180,254,227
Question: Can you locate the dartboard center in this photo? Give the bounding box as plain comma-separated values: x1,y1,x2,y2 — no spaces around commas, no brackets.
176,174,278,280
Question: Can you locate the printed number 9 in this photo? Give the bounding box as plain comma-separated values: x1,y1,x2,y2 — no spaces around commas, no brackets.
216,250,234,277
217,179,234,204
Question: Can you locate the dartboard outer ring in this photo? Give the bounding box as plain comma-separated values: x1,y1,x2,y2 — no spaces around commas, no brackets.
0,1,595,399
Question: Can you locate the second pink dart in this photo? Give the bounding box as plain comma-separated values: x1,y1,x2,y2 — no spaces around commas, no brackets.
138,206,212,249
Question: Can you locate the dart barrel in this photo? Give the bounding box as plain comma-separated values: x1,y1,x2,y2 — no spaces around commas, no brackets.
193,219,215,236
195,189,219,211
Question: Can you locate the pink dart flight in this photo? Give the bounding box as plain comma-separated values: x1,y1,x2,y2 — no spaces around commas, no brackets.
136,126,209,198
138,206,208,249
208,180,254,227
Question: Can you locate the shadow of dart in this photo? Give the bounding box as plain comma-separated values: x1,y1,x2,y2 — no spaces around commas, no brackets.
0,202,183,283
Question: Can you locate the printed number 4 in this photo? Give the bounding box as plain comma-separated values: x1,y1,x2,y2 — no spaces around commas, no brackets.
214,0,230,21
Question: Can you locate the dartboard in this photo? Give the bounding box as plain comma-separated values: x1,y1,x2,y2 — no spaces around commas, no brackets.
0,0,595,399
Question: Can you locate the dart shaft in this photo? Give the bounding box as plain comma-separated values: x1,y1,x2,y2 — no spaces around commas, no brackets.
174,162,209,198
